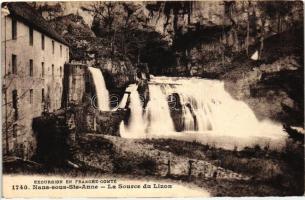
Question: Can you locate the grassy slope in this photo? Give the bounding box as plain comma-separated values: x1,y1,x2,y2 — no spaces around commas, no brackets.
4,134,303,196
143,138,304,196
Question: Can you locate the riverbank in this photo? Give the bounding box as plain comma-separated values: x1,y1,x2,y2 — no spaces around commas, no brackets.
4,134,304,196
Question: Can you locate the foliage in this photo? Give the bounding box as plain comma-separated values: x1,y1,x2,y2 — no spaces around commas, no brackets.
31,2,63,20
81,2,176,72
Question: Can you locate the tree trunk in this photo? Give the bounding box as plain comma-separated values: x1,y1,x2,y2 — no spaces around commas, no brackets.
234,29,239,52
277,12,280,33
259,18,265,60
246,22,249,55
137,48,140,64
246,2,250,56
279,16,282,32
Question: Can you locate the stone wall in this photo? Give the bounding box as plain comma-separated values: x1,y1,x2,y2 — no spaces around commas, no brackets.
61,63,92,107
71,105,128,137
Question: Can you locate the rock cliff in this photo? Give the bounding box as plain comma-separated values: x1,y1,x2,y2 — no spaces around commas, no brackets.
33,2,303,126
222,27,303,126
145,1,303,77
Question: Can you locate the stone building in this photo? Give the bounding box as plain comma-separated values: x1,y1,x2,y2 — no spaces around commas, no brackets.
1,2,70,159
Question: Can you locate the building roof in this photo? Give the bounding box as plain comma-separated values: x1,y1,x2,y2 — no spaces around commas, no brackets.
5,2,69,46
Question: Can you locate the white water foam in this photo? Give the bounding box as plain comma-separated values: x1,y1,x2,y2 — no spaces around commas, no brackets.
120,77,287,150
88,67,110,111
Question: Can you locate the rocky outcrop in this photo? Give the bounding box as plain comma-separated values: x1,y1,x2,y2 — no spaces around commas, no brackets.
35,1,303,77
224,56,303,126
145,1,303,77
146,1,230,44
96,110,127,136
96,58,137,93
220,25,303,126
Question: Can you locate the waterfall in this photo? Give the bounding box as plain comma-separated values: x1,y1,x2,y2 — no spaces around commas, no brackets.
120,77,287,150
169,77,280,137
120,84,146,138
126,85,146,137
120,84,175,138
144,84,175,135
118,84,138,109
88,67,110,111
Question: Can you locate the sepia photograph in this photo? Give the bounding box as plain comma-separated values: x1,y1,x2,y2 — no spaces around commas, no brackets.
1,0,304,197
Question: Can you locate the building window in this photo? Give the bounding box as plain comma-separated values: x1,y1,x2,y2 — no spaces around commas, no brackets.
52,64,54,77
41,34,45,50
12,54,17,74
41,88,45,103
29,59,33,76
52,40,55,54
12,19,17,40
60,66,62,77
29,89,33,104
12,90,18,120
41,62,45,77
60,45,62,57
29,27,33,46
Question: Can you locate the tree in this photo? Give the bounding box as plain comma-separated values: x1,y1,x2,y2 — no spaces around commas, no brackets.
259,1,293,33
245,1,252,56
88,2,116,32
82,2,150,62
257,1,293,59
2,62,32,157
81,2,175,72
33,3,63,20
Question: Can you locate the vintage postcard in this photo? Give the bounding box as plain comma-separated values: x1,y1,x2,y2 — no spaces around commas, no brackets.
1,0,304,198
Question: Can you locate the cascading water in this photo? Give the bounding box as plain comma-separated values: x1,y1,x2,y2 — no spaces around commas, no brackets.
144,84,175,135
121,76,287,150
120,84,146,138
120,84,175,138
88,67,110,111
168,78,278,136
